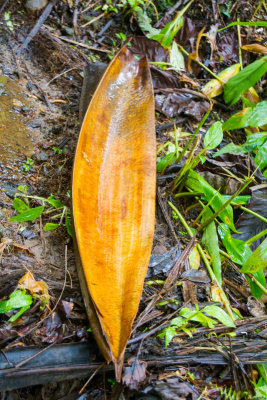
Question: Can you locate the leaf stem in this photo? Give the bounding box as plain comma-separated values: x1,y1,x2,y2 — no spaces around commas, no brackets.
168,201,236,321
178,45,224,83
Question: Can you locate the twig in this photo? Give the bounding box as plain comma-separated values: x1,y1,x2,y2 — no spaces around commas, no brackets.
49,32,110,53
0,0,9,14
79,362,105,394
157,187,180,244
81,12,105,28
17,1,55,55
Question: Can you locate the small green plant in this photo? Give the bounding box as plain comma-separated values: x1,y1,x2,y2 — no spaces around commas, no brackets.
158,304,235,347
0,289,32,323
4,12,14,31
115,32,127,42
9,186,72,237
22,157,34,172
52,146,67,155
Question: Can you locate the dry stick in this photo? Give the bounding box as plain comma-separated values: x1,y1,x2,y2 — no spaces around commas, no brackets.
0,0,9,14
49,32,110,53
157,187,180,244
133,238,195,332
79,362,105,394
81,12,105,28
18,1,55,55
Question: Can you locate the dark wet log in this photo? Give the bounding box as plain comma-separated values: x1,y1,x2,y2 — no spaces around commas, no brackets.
0,342,106,391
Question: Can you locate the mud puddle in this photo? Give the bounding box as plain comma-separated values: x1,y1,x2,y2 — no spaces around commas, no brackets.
0,75,38,166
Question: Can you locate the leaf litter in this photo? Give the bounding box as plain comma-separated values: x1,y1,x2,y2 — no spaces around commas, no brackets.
0,0,267,398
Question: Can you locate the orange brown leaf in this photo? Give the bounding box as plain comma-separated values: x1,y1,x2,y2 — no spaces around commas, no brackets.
72,45,156,381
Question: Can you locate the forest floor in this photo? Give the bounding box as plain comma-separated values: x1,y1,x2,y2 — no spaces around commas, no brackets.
0,0,266,399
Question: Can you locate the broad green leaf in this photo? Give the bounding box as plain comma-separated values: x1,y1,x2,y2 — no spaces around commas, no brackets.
169,41,185,71
218,224,252,265
223,108,254,131
246,270,266,299
136,10,159,36
9,206,44,222
0,290,32,313
245,132,267,151
224,56,267,106
158,326,177,347
149,0,193,48
248,101,267,127
46,195,65,209
222,195,250,205
213,143,247,157
185,170,236,231
202,208,222,284
204,121,223,150
179,307,217,329
43,223,59,231
8,305,31,322
13,198,29,213
241,238,267,273
170,316,185,327
203,305,236,328
254,142,267,170
150,16,183,48
257,363,267,383
157,152,176,172
223,102,267,131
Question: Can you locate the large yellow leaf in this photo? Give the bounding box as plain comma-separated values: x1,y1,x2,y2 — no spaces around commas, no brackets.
72,45,156,381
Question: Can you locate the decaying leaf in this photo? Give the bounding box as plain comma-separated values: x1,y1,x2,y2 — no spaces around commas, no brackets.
19,271,48,295
72,45,156,381
202,64,241,99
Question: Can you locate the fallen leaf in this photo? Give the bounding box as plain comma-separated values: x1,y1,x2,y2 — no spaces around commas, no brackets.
72,44,156,381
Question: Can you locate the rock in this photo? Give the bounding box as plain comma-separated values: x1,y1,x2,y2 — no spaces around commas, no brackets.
34,151,49,161
25,0,48,12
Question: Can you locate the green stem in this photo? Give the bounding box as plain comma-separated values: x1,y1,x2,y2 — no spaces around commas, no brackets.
237,18,243,69
178,45,224,83
197,177,254,233
247,273,267,295
245,228,267,246
232,203,267,224
168,201,236,321
175,192,202,198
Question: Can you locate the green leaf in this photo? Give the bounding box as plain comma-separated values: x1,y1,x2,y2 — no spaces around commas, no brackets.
222,195,250,205
46,195,65,209
43,223,59,231
247,101,267,127
169,41,185,71
185,170,236,231
65,216,73,237
223,108,254,131
203,305,236,328
149,0,193,48
213,143,247,157
245,132,267,151
8,305,31,322
246,270,266,299
179,307,217,329
13,198,29,213
9,206,44,222
202,208,222,284
157,152,176,172
218,21,267,31
241,238,267,273
204,121,223,150
218,224,252,265
170,316,185,327
150,16,183,48
136,10,159,36
158,326,177,347
224,56,267,106
254,142,267,170
0,290,32,314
